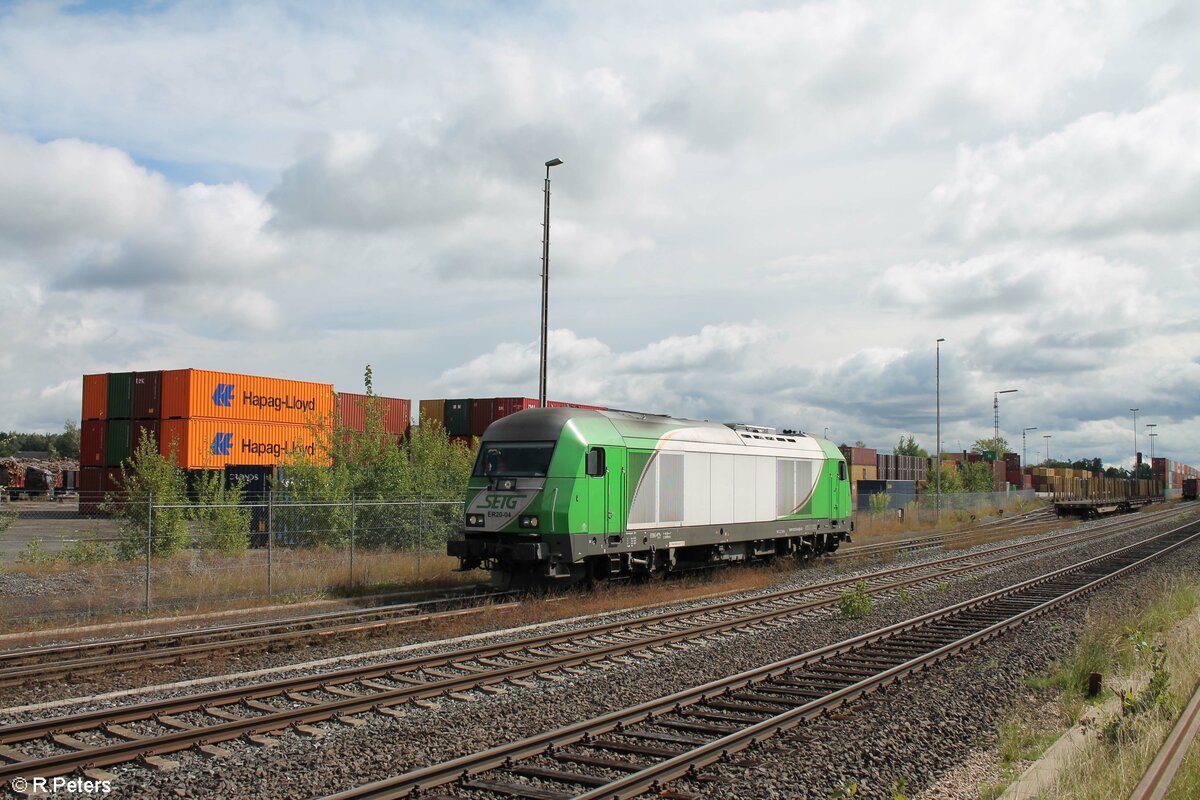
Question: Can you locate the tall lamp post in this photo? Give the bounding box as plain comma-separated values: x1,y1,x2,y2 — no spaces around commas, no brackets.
1022,427,1038,469
538,158,564,408
1043,434,1052,465
993,389,1018,451
1130,407,1139,478
1147,423,1157,466
936,338,945,518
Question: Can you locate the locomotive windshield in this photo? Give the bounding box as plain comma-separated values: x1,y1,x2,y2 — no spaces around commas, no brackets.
474,442,556,478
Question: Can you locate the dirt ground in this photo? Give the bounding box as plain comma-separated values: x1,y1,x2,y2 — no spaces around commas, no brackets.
0,498,121,561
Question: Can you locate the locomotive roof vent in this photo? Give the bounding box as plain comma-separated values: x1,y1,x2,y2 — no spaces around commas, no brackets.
725,423,778,435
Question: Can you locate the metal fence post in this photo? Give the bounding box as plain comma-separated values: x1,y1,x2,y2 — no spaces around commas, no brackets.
349,492,356,589
267,489,274,599
417,498,424,579
145,492,153,614
267,494,274,599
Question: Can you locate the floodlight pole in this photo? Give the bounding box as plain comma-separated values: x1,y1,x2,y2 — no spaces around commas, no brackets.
538,158,563,409
993,389,1017,450
936,338,944,518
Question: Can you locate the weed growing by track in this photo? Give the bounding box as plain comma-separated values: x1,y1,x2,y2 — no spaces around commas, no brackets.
839,580,873,618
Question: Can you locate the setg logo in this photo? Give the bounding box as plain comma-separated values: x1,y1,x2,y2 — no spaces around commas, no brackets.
480,494,522,510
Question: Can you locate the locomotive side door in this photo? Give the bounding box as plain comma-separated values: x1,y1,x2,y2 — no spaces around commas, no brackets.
833,460,847,518
585,447,611,534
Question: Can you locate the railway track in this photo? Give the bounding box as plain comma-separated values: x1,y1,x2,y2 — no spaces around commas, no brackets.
0,503,1092,688
323,516,1200,800
0,511,1170,783
833,504,1061,561
1129,675,1200,800
0,586,514,688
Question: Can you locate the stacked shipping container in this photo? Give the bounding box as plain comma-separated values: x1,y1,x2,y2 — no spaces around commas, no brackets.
337,392,411,438
158,369,334,470
80,371,164,512
419,397,608,446
80,369,344,513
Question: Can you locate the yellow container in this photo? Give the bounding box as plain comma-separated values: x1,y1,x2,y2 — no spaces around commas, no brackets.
419,399,446,428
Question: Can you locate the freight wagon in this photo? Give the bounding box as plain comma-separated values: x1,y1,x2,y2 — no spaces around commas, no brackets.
1184,479,1199,502
449,408,852,588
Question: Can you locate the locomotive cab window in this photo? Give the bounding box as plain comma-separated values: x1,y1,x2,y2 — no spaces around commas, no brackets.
586,447,606,477
474,442,556,478
838,461,847,482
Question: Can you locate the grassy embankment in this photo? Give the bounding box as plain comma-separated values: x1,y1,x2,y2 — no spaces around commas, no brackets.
976,524,1200,798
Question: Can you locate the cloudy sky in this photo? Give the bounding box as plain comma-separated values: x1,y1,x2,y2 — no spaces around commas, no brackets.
1,0,1197,468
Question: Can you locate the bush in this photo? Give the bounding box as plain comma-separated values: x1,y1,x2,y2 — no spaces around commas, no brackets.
107,430,189,559
61,535,115,565
16,536,56,565
191,469,250,553
868,492,892,514
839,580,873,618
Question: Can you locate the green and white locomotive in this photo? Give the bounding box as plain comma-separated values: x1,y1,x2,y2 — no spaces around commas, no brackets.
448,408,854,588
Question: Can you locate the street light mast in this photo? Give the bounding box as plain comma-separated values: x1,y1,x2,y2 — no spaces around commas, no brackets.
936,338,945,518
538,158,563,408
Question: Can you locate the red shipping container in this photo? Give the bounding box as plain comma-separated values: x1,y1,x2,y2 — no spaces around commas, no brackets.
101,466,125,499
79,467,103,514
337,393,412,436
132,371,163,419
496,397,539,418
470,399,498,437
82,374,108,421
81,420,106,467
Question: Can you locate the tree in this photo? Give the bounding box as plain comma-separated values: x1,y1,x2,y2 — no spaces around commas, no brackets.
960,461,997,492
52,422,81,460
893,435,928,458
853,440,867,448
971,437,1011,456
276,366,477,550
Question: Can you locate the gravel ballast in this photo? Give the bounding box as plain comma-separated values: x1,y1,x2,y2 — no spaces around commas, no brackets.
45,510,1194,800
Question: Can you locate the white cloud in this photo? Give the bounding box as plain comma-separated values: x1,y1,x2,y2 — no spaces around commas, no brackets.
871,248,1159,325
0,131,167,251
928,94,1200,241
0,1,1196,469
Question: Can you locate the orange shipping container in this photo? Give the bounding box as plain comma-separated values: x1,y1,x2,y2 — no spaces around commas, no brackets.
159,419,330,469
161,369,334,424
82,374,108,421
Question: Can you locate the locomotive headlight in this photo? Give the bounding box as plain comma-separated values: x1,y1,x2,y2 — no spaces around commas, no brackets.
519,515,539,528
466,514,484,527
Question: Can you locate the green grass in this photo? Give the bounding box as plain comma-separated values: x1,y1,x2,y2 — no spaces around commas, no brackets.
1022,575,1200,799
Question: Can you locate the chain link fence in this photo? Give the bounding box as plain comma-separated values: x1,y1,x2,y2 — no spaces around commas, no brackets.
0,493,466,627
853,489,1040,533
